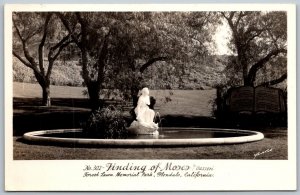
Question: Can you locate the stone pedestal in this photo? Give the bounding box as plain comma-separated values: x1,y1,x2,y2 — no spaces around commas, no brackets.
127,120,159,135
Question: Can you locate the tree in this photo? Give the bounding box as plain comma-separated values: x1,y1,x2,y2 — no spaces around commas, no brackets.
103,12,220,105
13,12,72,106
221,11,287,87
58,12,112,110
58,12,219,110
57,11,221,112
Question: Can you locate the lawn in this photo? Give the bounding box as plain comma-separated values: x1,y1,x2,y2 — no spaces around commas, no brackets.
13,82,216,116
12,82,288,160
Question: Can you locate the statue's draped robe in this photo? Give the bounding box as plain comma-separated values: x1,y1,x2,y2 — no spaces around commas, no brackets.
128,88,158,135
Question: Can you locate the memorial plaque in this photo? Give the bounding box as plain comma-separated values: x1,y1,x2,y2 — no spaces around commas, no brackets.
279,90,286,112
228,86,285,114
229,86,254,112
254,86,280,113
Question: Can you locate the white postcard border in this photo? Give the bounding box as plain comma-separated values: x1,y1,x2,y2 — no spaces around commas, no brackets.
4,4,297,191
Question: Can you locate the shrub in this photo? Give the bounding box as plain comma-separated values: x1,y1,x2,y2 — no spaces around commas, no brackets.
83,105,128,139
13,59,36,83
50,61,83,86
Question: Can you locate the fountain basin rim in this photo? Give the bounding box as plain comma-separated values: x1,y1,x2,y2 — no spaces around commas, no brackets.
23,128,264,147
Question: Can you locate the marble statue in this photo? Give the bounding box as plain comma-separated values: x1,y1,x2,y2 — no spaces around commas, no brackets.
128,87,159,135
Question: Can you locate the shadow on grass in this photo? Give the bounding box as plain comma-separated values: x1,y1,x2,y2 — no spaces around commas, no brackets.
13,97,92,136
14,111,91,136
14,97,92,110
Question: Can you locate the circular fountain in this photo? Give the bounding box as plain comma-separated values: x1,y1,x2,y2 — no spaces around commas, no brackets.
23,127,264,147
22,87,264,147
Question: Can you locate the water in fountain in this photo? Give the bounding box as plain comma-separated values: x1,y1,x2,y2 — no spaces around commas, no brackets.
155,112,166,137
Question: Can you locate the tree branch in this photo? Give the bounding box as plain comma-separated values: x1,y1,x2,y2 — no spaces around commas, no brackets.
220,12,228,20
245,29,264,46
53,40,72,61
46,40,72,79
75,12,85,25
46,33,74,78
221,12,235,21
51,33,71,51
13,51,33,69
222,12,239,44
70,12,90,83
249,48,287,76
229,12,235,20
38,13,52,76
48,33,73,63
57,12,81,47
247,48,287,84
259,73,287,87
75,12,87,48
235,11,245,26
13,17,38,68
13,19,24,43
24,27,43,42
13,14,43,42
139,57,168,73
39,14,52,47
13,51,41,76
96,31,111,85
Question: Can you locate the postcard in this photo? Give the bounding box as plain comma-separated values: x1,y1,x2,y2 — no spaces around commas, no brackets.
5,4,296,191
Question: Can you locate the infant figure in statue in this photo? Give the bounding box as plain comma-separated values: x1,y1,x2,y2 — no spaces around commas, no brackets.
128,87,159,135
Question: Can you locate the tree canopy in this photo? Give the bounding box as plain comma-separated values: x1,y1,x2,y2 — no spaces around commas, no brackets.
58,12,220,109
221,11,287,88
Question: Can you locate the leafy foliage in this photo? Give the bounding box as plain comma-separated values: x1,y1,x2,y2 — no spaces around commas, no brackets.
13,59,83,86
220,11,287,88
50,61,83,86
98,12,220,101
13,58,36,83
83,105,128,139
13,12,73,106
58,12,220,108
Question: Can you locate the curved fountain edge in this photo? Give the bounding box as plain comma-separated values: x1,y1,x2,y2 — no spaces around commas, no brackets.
22,128,264,147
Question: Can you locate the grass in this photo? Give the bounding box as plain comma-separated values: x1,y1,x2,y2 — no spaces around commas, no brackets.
12,82,288,160
13,82,216,116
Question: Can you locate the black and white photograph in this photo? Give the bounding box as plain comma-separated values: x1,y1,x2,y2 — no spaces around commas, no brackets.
4,4,297,191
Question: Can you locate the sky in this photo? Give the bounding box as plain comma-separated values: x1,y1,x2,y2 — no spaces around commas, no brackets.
212,20,233,55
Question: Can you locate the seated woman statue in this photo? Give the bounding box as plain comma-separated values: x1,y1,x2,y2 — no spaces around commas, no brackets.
128,87,159,135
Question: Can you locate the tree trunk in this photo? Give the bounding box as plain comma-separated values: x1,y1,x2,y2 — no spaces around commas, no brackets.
131,85,139,107
242,60,254,87
216,86,223,119
87,82,101,111
42,84,51,107
239,53,252,86
34,71,51,107
129,85,139,120
244,76,254,87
